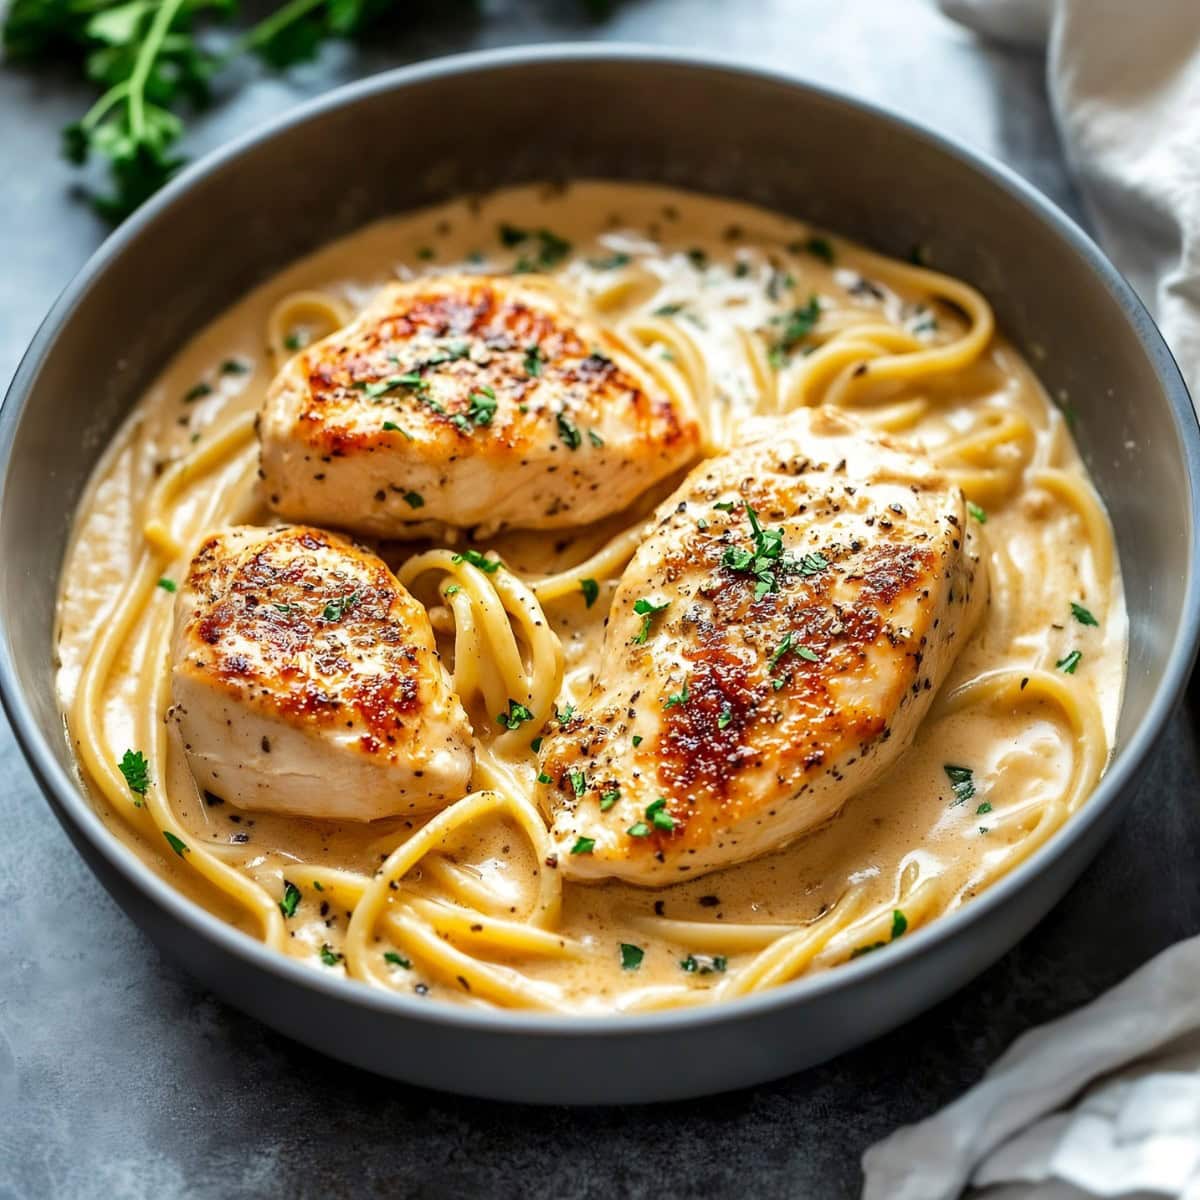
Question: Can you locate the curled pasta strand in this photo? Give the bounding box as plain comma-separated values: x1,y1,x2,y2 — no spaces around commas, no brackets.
265,289,352,369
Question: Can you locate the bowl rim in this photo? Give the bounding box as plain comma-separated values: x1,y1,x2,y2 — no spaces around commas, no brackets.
3,41,1198,1039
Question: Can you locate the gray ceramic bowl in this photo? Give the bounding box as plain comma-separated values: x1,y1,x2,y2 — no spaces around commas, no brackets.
3,46,1198,1104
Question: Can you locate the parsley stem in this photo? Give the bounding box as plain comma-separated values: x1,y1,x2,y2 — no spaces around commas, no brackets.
232,0,328,58
80,80,130,132
127,0,186,142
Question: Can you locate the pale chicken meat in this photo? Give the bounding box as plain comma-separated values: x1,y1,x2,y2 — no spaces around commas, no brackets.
259,275,701,537
540,409,987,885
170,524,473,820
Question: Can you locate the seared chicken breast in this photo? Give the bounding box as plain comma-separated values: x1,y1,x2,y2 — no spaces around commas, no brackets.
259,275,701,537
170,524,473,820
541,409,986,885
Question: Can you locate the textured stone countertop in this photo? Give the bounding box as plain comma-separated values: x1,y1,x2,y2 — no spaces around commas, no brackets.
3,2,1199,1196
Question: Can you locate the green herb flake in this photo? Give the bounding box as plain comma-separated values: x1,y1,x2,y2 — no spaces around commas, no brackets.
417,246,434,261
118,748,150,796
654,303,684,317
680,954,727,975
220,358,249,376
183,382,211,403
569,769,587,798
580,578,600,608
321,591,360,622
279,880,301,918
587,429,604,448
891,909,908,940
284,331,309,352
632,735,643,748
556,410,582,450
768,296,821,365
805,236,835,264
646,797,677,831
599,788,620,812
619,943,644,970
319,944,343,967
589,252,631,270
537,772,553,786
570,836,596,856
312,881,324,892
530,736,543,753
156,577,177,593
944,764,975,805
497,699,534,731
967,501,987,524
976,801,993,815
384,951,411,968
717,703,733,731
444,584,461,596
663,683,690,710
632,597,670,645
1057,650,1083,674
451,549,501,574
398,489,424,509
466,386,498,427
1071,602,1099,627
163,831,188,858
556,703,576,725
626,821,651,839
524,344,544,377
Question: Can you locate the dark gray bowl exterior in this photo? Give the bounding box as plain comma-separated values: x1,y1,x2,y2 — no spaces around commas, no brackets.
3,47,1198,1105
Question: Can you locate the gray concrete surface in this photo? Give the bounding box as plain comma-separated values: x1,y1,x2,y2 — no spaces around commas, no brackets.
2,2,1198,1197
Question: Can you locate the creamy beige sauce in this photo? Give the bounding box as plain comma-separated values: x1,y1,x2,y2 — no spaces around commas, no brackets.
56,183,1126,1012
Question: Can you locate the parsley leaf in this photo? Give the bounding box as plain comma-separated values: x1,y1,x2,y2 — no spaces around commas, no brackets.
156,577,176,593
556,410,582,449
619,943,644,970
599,788,619,812
384,951,411,969
717,703,733,731
402,490,424,509
663,683,689,709
319,944,343,967
626,821,651,838
967,501,987,524
496,700,534,731
452,549,500,574
580,578,599,608
632,597,670,645
279,880,301,918
680,954,727,975
466,386,498,426
944,764,975,805
645,797,676,831
804,236,834,264
767,296,821,366
321,591,360,622
1070,602,1099,627
1057,649,1082,674
118,748,149,796
569,769,587,798
570,836,595,855
163,831,188,857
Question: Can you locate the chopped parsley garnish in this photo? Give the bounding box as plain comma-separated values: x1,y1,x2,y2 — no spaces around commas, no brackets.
627,821,651,838
319,944,343,967
279,880,301,918
466,386,498,426
402,491,424,509
220,358,249,375
587,429,604,448
156,577,176,593
359,372,426,400
850,908,908,958
530,736,543,752
713,500,739,513
680,954,727,975
767,296,821,367
381,421,406,434
444,585,461,596
118,748,149,796
632,597,670,645
384,952,411,969
312,881,324,892
570,836,596,856
687,247,708,270
163,831,188,858
272,603,292,614
589,252,631,269
417,246,434,261
284,330,309,352
524,344,544,377
1057,650,1082,674
499,222,527,248
1070,602,1099,627
321,591,360,622
499,225,572,269
183,381,211,403
976,801,993,815
537,772,553,785
497,700,534,731
723,504,827,600
645,797,676,831
599,788,619,812
766,269,794,302
452,549,500,573
556,703,576,724
556,410,582,449
580,578,600,608
944,764,975,805
663,683,689,710
717,703,733,731
654,303,684,317
569,769,587,798
804,236,834,264
620,943,644,970
967,501,987,524
631,735,643,748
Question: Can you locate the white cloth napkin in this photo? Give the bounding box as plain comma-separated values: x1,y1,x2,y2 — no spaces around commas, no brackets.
862,3,1200,1196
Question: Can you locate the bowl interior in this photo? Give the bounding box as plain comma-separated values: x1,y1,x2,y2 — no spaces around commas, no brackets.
2,51,1196,1076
